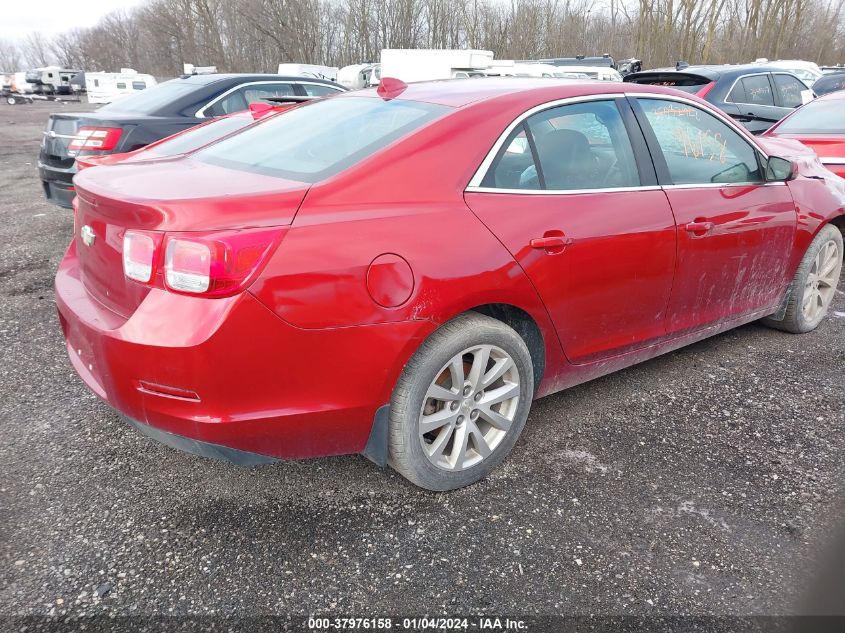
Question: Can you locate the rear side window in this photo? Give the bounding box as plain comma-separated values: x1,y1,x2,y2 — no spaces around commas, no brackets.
132,81,147,91
482,100,639,190
637,98,763,185
483,126,538,190
775,100,845,133
205,83,296,117
737,75,774,105
773,74,807,108
196,96,448,182
301,83,341,96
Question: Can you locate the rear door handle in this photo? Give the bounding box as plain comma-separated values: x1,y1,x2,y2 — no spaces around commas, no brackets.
684,220,714,236
530,234,573,253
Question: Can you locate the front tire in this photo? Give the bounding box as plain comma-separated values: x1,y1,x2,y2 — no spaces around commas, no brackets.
388,312,534,491
763,224,843,333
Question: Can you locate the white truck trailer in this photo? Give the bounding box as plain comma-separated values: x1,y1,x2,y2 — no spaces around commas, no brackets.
379,49,494,82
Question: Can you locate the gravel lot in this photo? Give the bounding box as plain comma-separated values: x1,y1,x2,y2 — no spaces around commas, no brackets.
0,102,843,627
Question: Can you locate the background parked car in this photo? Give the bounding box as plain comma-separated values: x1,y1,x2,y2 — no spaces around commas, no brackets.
811,71,845,96
754,59,823,87
624,64,812,134
38,73,345,208
764,90,845,178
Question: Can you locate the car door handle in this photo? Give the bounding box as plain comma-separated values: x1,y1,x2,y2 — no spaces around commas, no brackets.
530,235,573,252
684,220,714,236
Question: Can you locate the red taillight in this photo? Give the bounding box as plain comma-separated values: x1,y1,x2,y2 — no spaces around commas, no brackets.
122,227,284,298
69,126,123,151
696,82,716,98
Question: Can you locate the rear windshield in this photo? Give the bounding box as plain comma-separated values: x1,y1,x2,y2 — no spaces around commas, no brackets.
99,79,197,114
626,74,710,93
195,96,449,182
137,115,254,158
776,101,845,133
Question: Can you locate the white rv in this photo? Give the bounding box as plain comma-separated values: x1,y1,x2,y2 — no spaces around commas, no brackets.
24,66,82,95
86,69,157,104
277,63,338,82
337,63,381,90
379,49,494,83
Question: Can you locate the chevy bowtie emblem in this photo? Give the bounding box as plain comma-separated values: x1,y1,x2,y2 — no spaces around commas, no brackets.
80,225,96,246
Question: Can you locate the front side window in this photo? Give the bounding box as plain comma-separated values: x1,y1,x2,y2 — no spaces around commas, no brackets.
773,74,806,108
116,82,126,89
132,81,147,91
196,96,448,182
637,98,763,185
482,100,639,191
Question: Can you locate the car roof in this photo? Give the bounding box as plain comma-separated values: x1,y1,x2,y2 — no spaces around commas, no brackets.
178,73,338,86
340,77,699,108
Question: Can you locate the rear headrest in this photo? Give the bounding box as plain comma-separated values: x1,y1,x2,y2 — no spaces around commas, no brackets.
536,128,592,162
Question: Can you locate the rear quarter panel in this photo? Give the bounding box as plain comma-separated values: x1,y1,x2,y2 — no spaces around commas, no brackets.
249,96,572,396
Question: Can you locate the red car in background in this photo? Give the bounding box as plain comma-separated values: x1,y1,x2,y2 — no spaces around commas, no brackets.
56,78,845,491
764,90,845,178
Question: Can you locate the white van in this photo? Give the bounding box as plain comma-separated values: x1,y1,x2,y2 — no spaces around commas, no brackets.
277,64,338,82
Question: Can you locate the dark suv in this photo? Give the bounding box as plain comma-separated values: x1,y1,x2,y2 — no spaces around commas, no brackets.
623,64,811,134
38,73,345,208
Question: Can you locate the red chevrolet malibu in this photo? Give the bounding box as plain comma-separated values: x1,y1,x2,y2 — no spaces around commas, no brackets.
56,78,845,490
764,89,845,178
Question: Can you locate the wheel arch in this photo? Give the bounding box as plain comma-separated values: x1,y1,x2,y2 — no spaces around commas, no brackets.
469,303,546,391
828,214,845,236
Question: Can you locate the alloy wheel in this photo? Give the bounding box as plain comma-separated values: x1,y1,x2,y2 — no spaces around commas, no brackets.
418,344,521,471
802,238,842,322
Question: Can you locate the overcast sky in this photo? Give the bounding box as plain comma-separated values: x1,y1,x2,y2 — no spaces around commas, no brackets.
1,0,145,40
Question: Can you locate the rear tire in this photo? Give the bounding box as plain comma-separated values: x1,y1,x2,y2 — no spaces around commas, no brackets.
763,224,843,333
388,312,534,491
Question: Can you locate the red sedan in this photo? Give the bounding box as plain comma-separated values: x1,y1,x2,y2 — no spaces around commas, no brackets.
56,78,845,490
764,89,845,178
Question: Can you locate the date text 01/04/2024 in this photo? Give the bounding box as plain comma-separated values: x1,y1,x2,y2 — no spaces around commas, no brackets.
307,617,528,630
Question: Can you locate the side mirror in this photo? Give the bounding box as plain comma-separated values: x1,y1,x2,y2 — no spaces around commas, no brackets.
766,155,796,182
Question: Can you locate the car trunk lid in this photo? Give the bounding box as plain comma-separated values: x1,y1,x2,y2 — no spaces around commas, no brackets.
72,158,310,318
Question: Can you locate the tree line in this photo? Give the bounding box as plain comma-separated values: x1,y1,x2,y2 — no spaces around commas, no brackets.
1,0,843,77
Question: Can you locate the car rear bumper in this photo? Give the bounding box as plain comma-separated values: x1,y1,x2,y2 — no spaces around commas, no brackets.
120,414,278,465
39,160,76,208
55,241,433,461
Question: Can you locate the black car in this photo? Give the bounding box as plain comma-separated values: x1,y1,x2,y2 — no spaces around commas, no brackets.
39,73,345,208
811,71,845,96
623,64,811,134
